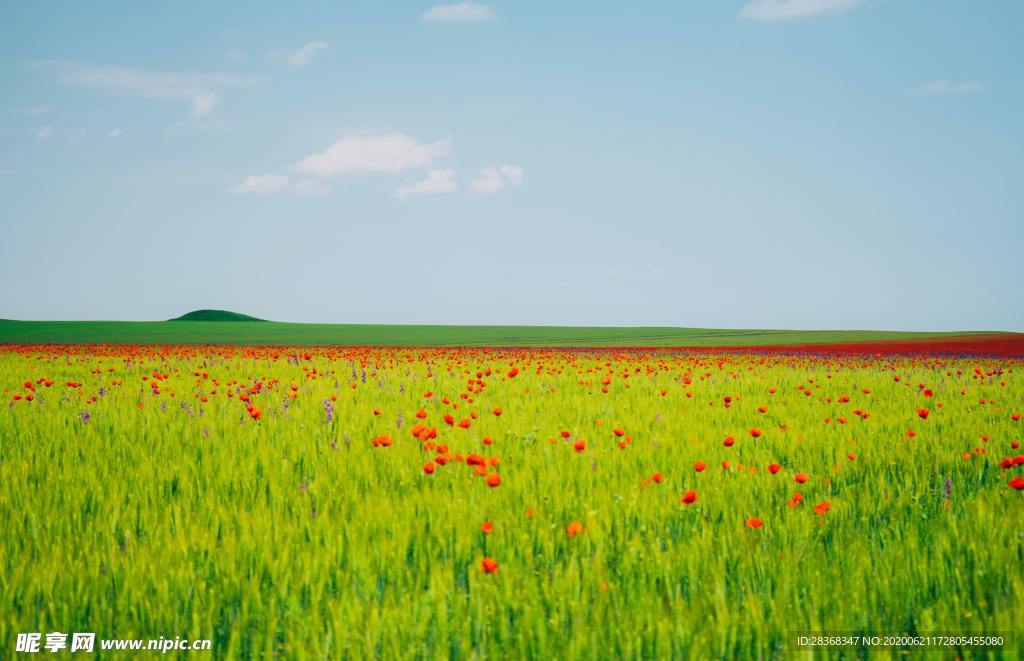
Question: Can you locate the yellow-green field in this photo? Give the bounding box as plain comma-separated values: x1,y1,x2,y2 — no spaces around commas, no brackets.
2,344,1023,658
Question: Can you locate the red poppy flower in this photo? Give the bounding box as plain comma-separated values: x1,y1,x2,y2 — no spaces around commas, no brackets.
681,490,698,504
480,521,494,534
745,517,763,529
917,408,930,420
694,461,707,472
565,521,585,537
1008,476,1024,490
794,473,808,484
481,557,499,574
768,463,780,474
486,472,501,488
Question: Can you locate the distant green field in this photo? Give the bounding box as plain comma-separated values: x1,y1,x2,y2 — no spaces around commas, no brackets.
0,319,987,347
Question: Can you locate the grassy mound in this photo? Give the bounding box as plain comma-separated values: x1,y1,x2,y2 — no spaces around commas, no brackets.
169,309,265,322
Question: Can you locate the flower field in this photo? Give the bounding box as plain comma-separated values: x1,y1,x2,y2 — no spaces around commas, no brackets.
2,343,1023,658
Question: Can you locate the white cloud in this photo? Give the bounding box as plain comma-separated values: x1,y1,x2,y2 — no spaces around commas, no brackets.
35,126,52,139
739,0,859,21
294,133,452,178
270,41,329,68
225,49,246,63
395,169,457,199
422,2,497,22
191,93,220,117
229,174,290,194
108,128,121,138
469,164,524,195
911,80,987,95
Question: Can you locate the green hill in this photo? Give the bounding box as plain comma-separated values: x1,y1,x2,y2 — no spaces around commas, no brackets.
169,309,265,322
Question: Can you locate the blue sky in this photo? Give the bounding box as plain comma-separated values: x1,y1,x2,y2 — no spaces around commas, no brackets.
1,1,1021,330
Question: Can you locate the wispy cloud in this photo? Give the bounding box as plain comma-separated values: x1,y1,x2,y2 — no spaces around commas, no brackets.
469,164,523,195
269,41,329,68
108,128,121,138
422,2,497,23
41,62,259,99
229,174,290,194
228,174,331,195
34,61,259,117
911,80,988,96
395,169,457,199
294,133,452,178
191,93,220,117
739,0,860,21
35,126,53,140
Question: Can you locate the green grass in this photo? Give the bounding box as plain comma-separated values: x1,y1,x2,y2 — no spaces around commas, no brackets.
1,346,1021,658
0,319,991,346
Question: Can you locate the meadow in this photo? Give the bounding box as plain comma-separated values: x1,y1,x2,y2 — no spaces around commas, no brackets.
2,343,1023,658
0,317,997,347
